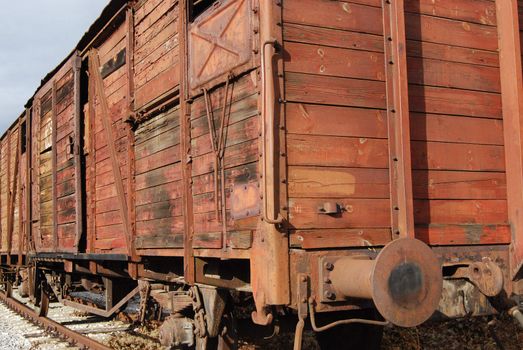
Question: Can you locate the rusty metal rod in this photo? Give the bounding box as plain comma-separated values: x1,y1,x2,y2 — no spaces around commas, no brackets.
0,291,112,350
308,298,389,332
510,306,523,329
260,40,284,225
293,318,305,350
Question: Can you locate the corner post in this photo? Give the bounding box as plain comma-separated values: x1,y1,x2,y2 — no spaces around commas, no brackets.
495,0,523,280
382,0,415,239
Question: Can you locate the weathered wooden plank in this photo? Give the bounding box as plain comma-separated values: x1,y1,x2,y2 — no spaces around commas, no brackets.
287,134,389,168
406,40,499,67
413,199,508,224
191,94,258,138
135,19,178,65
135,108,180,145
410,114,504,145
404,0,497,26
283,0,383,35
135,163,181,191
411,141,506,171
284,41,385,81
135,233,183,249
284,22,384,54
287,103,387,139
193,212,258,233
412,170,506,200
135,180,183,206
134,40,178,90
136,216,184,236
134,64,180,108
288,166,389,199
136,199,183,221
192,162,258,196
135,126,180,159
286,72,386,109
290,228,391,249
409,85,502,118
191,116,259,157
135,146,181,175
289,198,391,229
405,13,498,51
416,224,511,245
408,57,501,93
193,232,222,249
191,140,258,177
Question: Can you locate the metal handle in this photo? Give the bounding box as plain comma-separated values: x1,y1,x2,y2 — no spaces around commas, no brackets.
261,40,284,225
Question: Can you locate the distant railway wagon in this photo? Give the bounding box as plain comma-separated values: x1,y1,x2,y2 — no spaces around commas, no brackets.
1,0,523,348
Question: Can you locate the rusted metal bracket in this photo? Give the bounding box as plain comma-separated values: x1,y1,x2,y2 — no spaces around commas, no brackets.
62,286,140,318
446,258,504,297
293,274,309,350
317,202,342,215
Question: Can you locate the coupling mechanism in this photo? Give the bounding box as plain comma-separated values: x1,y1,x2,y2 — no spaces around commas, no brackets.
320,238,443,327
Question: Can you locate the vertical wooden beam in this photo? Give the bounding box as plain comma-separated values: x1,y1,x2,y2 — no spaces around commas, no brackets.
87,53,97,255
382,0,414,239
250,0,289,326
32,100,42,252
73,54,84,252
17,118,23,264
0,135,3,253
52,82,58,251
6,130,11,258
24,108,32,255
125,6,138,265
495,0,523,280
180,0,195,284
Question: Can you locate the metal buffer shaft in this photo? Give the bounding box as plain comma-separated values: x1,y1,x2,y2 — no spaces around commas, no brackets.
324,238,443,327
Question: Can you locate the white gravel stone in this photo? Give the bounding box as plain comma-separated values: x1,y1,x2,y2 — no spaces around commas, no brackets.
0,302,75,350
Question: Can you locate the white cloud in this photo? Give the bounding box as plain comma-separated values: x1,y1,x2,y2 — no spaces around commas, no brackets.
0,0,110,134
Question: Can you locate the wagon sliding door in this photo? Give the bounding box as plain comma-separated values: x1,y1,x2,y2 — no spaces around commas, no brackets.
85,17,134,255
132,0,183,253
32,55,84,253
0,122,25,260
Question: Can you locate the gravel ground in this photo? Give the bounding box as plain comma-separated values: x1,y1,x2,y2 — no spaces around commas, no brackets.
0,302,73,350
382,314,523,350
0,292,132,350
237,314,523,350
1,293,522,350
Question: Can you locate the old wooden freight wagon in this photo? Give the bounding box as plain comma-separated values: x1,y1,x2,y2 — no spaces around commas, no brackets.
1,0,523,348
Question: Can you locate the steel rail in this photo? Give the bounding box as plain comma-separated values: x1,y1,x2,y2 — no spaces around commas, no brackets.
0,290,113,350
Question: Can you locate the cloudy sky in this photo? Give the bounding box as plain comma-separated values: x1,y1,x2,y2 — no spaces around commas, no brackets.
0,1,109,134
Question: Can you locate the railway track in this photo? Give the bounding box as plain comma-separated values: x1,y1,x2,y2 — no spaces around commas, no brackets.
0,287,135,350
